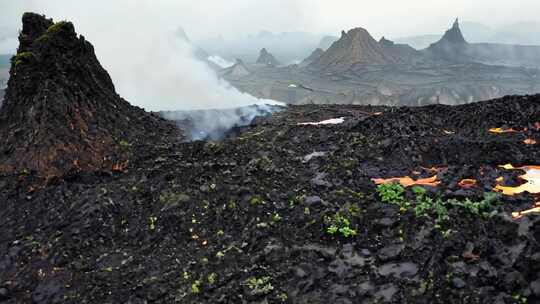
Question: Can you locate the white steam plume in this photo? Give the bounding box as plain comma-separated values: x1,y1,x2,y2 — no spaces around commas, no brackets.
162,104,283,141
206,55,235,69
1,1,282,112
103,31,280,112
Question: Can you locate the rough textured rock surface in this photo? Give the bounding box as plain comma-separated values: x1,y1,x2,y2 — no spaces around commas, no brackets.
0,13,179,176
1,94,540,303
425,18,470,62
299,48,325,68
379,37,423,64
308,28,400,73
256,48,280,66
224,21,540,107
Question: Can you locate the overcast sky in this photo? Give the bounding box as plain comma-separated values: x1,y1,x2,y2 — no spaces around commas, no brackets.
1,0,539,47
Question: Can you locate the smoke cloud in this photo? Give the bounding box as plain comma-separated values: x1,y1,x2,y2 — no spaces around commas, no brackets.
162,104,283,141
105,33,279,111
206,55,235,69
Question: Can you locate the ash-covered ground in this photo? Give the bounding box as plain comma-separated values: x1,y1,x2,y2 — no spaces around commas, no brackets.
1,94,540,303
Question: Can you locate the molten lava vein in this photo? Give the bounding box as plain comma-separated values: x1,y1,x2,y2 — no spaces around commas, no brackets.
372,175,440,187
512,202,540,219
458,179,477,189
495,165,540,195
489,127,519,134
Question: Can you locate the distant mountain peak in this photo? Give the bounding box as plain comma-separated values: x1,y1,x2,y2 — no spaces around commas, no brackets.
425,18,470,62
439,18,468,45
308,27,399,72
256,48,280,66
453,18,460,29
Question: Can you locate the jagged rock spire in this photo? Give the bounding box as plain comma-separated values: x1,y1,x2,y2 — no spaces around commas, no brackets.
453,18,460,29
256,48,280,66
0,13,179,175
439,18,467,45
308,27,400,72
425,18,469,62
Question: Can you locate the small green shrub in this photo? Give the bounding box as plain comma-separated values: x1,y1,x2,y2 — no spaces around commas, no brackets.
119,140,131,149
271,213,282,222
449,192,500,218
412,186,448,224
379,184,500,228
191,280,201,294
325,213,357,238
245,276,274,295
207,273,217,285
377,183,406,204
250,195,264,206
288,194,305,207
148,216,157,231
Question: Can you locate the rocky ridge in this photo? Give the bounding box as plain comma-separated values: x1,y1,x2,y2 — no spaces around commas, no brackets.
299,48,325,68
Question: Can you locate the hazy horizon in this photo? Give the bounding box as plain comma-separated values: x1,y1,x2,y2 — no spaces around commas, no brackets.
1,0,539,111
1,0,540,53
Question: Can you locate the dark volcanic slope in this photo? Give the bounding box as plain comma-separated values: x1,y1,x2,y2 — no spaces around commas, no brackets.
1,94,540,303
299,48,325,68
308,28,400,73
0,13,179,176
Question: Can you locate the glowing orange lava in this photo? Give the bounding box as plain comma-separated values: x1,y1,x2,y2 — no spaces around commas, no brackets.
524,139,537,145
72,159,81,169
458,179,477,189
489,128,519,134
112,161,129,172
421,166,445,173
443,130,455,135
372,175,440,187
512,202,540,219
494,164,540,195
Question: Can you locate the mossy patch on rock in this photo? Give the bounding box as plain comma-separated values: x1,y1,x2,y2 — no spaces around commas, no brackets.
11,51,35,66
46,21,70,34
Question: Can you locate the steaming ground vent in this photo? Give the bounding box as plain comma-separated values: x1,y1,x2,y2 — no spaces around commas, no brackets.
161,104,283,141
